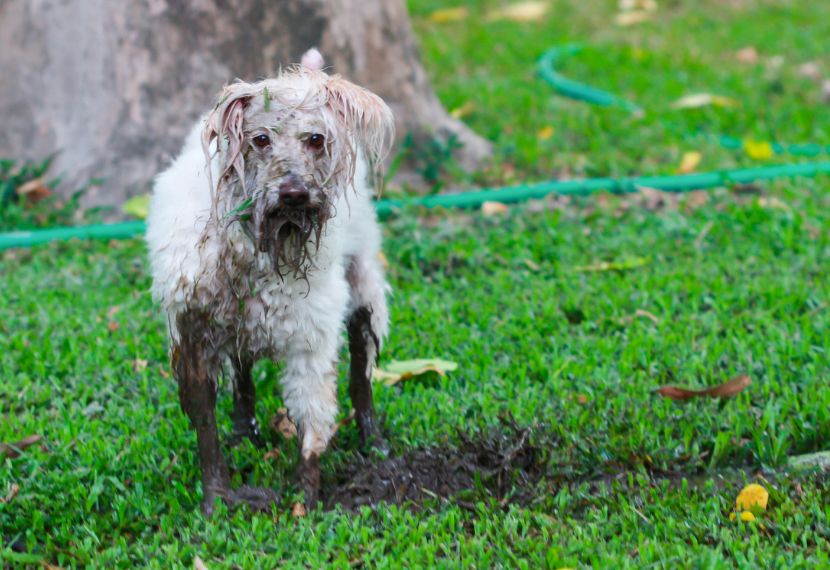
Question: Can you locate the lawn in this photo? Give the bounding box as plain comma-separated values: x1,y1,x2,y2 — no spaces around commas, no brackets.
3,0,830,567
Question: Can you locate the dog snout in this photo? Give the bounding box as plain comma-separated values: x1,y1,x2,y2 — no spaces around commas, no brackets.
278,175,310,208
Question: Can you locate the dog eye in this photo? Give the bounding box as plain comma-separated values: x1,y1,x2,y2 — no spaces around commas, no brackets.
252,134,270,148
307,133,325,150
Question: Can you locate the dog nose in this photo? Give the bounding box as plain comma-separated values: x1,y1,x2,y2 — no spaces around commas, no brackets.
278,176,309,207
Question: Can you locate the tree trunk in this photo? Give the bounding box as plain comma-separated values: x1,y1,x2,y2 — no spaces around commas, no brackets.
0,0,490,211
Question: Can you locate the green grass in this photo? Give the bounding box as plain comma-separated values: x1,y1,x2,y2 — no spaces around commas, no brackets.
3,0,830,567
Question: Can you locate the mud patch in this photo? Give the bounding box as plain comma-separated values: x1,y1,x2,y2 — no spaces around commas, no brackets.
322,422,547,511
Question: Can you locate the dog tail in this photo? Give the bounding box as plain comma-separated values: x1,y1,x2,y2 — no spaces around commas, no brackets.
301,48,325,71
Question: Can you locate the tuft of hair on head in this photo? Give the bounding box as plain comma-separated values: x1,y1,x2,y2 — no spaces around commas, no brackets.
301,48,325,72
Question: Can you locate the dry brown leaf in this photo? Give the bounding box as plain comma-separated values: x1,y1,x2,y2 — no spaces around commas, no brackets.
107,321,120,332
17,177,52,203
735,47,759,64
481,201,509,216
656,375,751,400
677,151,702,174
133,359,148,372
0,435,44,459
486,1,549,22
263,449,281,461
292,502,307,517
1,483,19,504
270,408,297,439
193,556,209,570
331,409,356,437
41,563,65,570
576,394,589,405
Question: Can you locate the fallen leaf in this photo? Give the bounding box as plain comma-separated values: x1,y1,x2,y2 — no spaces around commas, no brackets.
757,196,790,211
736,483,769,511
677,151,702,174
735,46,759,64
656,374,751,401
1,483,19,504
107,321,120,332
671,93,737,109
521,258,540,271
263,449,281,461
427,6,469,23
122,194,151,220
133,359,148,372
573,257,649,272
743,139,774,160
331,409,356,437
537,126,555,141
449,101,476,119
486,1,549,22
292,502,307,517
798,61,822,82
193,556,209,570
16,177,52,203
576,394,589,405
481,201,509,216
618,0,657,10
0,434,44,459
787,450,830,472
634,309,659,324
615,10,652,26
372,358,458,386
270,408,297,439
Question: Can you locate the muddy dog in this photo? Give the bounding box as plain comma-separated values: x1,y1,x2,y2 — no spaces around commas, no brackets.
146,49,394,515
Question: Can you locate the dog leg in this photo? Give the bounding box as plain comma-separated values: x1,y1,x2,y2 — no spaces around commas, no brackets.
281,333,340,510
347,306,388,453
229,355,263,448
173,312,231,516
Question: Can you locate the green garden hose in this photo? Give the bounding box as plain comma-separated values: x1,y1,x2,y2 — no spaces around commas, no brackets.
2,45,829,251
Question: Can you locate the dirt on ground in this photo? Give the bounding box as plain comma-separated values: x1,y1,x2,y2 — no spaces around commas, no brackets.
322,421,547,511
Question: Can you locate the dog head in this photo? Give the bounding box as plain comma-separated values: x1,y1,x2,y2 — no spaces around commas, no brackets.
202,48,394,276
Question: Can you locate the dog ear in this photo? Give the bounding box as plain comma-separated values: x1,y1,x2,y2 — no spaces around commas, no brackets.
202,83,254,194
325,77,395,171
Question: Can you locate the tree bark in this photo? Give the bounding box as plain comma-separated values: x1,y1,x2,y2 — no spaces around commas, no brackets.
0,0,490,211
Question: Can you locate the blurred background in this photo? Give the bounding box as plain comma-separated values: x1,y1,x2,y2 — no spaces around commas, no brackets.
1,0,828,224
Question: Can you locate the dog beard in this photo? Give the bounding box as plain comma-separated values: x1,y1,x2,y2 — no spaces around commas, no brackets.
254,205,328,279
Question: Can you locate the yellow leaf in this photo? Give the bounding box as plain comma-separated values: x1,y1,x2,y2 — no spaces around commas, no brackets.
427,7,469,24
677,151,702,174
481,201,509,216
743,139,774,160
671,93,737,109
372,359,458,387
486,1,549,23
537,126,555,140
450,101,476,119
740,511,756,522
736,483,769,511
122,194,151,220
